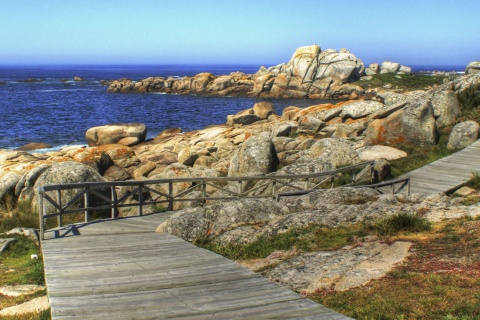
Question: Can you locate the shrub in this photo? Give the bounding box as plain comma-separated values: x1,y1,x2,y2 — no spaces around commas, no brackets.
370,212,432,236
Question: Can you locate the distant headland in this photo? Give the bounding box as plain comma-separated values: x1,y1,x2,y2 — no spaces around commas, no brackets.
106,44,477,100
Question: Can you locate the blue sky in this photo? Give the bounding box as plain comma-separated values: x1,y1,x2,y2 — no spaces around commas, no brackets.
1,0,479,67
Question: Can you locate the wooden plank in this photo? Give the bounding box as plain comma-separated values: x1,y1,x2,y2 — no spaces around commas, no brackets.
42,221,347,319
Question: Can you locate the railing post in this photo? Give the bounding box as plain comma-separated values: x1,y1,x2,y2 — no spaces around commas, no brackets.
84,187,90,223
38,191,45,241
111,186,117,219
305,178,309,190
237,180,242,198
407,178,411,196
391,183,395,194
57,190,63,228
138,184,143,216
168,181,173,211
202,181,207,207
272,178,277,200
330,175,335,189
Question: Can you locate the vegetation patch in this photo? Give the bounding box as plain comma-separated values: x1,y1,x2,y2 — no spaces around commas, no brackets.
389,134,455,177
197,214,431,260
0,234,47,318
308,217,480,319
352,73,447,91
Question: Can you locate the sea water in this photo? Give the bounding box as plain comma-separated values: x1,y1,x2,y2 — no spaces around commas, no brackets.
0,64,464,150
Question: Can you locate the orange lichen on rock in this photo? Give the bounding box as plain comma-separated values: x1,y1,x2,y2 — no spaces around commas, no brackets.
294,103,337,119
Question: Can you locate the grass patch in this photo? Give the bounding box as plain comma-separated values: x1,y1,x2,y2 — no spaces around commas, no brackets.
0,235,48,319
197,214,430,260
0,235,44,286
369,212,432,236
352,73,446,91
195,224,368,260
465,172,480,190
389,134,455,177
308,217,480,319
198,216,476,319
0,200,39,234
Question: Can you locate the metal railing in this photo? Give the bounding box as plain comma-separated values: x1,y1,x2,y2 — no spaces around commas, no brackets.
38,161,377,240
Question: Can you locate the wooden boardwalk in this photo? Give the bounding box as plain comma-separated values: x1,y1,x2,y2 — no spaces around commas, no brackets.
42,213,349,319
396,139,480,194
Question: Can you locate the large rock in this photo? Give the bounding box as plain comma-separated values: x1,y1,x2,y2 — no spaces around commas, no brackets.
450,73,480,110
32,161,106,214
380,61,400,73
15,164,51,202
301,138,360,168
447,120,480,150
465,61,480,75
430,90,461,128
228,136,279,177
252,101,276,119
0,172,22,205
65,147,114,175
266,241,412,293
156,199,289,242
365,94,438,146
14,142,53,151
85,123,147,147
357,145,407,161
340,100,384,119
255,45,365,98
297,116,325,134
365,63,379,76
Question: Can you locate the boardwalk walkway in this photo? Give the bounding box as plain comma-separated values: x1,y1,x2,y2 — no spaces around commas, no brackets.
395,139,480,194
42,213,349,319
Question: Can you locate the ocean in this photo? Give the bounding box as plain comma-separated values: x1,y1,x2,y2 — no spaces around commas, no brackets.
0,64,465,151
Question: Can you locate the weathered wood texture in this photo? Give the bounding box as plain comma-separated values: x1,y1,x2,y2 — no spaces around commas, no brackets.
42,213,349,319
395,140,480,194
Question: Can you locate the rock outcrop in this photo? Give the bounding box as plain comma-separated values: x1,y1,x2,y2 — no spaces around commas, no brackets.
447,120,480,150
106,45,377,100
32,162,106,213
466,61,480,75
106,44,417,101
155,187,480,246
228,135,279,177
85,123,147,147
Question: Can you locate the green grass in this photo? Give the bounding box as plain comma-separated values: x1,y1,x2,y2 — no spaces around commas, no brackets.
369,212,432,236
389,134,455,177
0,235,48,319
0,235,44,286
466,172,480,190
352,73,446,91
196,213,431,260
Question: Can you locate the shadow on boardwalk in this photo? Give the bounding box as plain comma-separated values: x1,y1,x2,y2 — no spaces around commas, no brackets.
42,212,350,319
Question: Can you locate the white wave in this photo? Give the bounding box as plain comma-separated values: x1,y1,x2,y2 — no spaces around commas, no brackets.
28,144,87,154
39,89,98,92
152,92,168,95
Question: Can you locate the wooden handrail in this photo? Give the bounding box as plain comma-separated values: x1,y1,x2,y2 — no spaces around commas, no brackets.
38,161,376,240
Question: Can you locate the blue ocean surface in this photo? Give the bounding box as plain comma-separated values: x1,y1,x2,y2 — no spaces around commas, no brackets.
0,64,465,150
0,64,335,150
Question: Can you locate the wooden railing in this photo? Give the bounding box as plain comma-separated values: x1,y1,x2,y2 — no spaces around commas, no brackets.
358,177,411,196
38,161,377,240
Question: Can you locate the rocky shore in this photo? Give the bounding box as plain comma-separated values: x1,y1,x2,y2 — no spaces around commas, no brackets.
1,59,480,212
1,45,480,302
107,45,418,100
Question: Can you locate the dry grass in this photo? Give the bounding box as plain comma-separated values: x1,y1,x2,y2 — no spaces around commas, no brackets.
309,217,480,319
